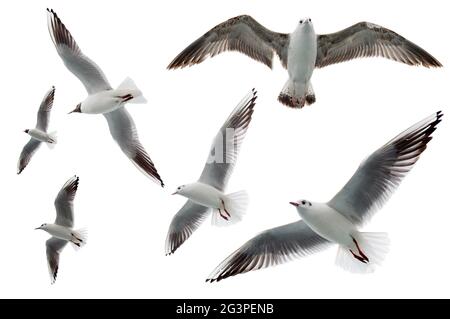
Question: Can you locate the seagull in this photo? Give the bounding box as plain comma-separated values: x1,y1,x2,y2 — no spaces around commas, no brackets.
18,86,57,174
207,111,443,282
47,9,164,186
35,176,87,284
166,89,257,255
168,16,442,108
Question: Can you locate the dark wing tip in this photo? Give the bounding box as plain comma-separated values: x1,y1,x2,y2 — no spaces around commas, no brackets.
132,150,164,187
165,231,184,256
167,34,209,70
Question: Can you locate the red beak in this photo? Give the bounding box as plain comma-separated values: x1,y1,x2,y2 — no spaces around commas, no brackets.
289,201,299,207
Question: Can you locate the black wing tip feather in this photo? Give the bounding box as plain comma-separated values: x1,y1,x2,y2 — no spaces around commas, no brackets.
64,175,80,196
132,152,165,187
165,233,183,256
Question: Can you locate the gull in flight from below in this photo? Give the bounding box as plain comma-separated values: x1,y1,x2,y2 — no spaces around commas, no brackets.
47,9,164,186
35,176,87,284
166,89,257,255
18,86,57,174
168,16,442,108
207,111,443,282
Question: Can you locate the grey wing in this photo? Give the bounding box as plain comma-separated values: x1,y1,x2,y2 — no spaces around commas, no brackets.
54,175,80,227
36,86,55,132
207,221,331,282
168,15,289,69
17,139,41,174
328,111,443,226
316,22,442,68
104,108,164,187
47,9,112,94
165,201,211,255
198,89,257,191
46,237,68,284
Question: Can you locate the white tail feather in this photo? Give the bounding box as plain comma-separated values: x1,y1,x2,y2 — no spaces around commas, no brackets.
335,232,390,274
212,190,248,227
70,228,88,251
117,77,147,104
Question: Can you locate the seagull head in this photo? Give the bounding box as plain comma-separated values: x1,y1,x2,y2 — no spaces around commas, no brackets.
297,18,314,32
289,199,313,209
299,18,312,25
35,223,48,230
172,185,187,196
23,129,30,134
68,103,82,114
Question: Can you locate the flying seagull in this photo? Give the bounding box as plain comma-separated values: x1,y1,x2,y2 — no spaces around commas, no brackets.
47,9,164,186
207,111,443,282
35,176,87,284
168,16,442,108
18,86,57,174
166,89,257,255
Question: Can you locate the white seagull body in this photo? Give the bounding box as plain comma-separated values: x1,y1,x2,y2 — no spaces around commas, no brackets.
168,16,442,108
35,176,87,284
47,9,163,186
166,90,257,255
18,86,57,174
207,111,443,282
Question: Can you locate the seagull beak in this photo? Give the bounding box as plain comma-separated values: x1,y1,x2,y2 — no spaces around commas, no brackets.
289,201,299,207
172,191,178,195
35,227,41,230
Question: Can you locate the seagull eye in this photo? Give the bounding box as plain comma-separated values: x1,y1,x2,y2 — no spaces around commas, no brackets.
301,200,306,205
308,18,311,22
299,20,303,24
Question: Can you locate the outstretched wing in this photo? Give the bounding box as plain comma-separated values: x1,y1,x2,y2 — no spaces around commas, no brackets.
104,108,164,186
207,220,331,282
165,201,211,255
328,111,443,225
168,15,289,69
54,175,80,228
46,237,68,284
316,22,442,68
17,139,41,174
36,86,55,132
198,89,257,191
47,9,112,94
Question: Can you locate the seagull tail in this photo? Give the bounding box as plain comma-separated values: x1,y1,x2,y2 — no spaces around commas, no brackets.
70,228,88,251
335,232,390,274
212,190,249,227
278,79,315,108
116,77,147,104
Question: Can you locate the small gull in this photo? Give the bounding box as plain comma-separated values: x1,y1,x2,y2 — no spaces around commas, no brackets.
18,86,57,174
207,111,442,282
35,176,87,284
47,9,164,186
166,89,257,255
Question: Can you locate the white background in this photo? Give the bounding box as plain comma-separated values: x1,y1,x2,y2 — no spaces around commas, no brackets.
1,0,449,298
